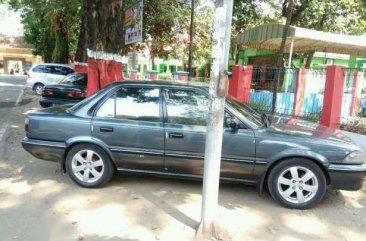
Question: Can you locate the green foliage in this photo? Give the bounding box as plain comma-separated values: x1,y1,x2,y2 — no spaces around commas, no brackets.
139,0,213,75
297,0,366,34
8,0,80,63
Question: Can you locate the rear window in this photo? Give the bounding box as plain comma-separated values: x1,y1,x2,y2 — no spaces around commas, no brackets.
60,73,87,86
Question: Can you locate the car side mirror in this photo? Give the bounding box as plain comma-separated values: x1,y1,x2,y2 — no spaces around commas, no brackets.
229,120,238,129
261,113,271,128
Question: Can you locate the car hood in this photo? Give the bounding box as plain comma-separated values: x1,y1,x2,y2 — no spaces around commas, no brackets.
270,118,357,146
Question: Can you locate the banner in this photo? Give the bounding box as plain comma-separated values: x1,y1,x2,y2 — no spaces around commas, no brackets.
125,0,143,45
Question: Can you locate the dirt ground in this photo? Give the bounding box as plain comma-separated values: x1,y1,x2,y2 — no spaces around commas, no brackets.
0,90,365,241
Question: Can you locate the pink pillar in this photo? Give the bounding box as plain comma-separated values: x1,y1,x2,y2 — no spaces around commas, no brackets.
350,72,360,117
287,68,307,125
114,62,123,80
147,71,158,80
87,58,100,97
130,70,138,80
320,66,345,129
293,68,307,117
228,65,253,104
74,63,88,73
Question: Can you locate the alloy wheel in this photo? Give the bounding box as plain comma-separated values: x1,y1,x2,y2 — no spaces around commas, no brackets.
34,84,44,95
277,166,318,204
71,149,105,183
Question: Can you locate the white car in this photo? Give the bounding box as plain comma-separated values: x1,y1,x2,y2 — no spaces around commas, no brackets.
26,63,74,95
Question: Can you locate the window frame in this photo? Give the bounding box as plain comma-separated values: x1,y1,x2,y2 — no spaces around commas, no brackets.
162,87,210,127
93,85,163,123
162,86,251,129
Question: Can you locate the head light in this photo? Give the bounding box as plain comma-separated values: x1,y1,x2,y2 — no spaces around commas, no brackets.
343,151,365,164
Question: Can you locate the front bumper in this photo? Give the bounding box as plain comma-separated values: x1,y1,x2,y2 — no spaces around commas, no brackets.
22,137,66,163
328,164,366,190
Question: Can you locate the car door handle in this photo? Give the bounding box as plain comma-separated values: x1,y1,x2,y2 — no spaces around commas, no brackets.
168,132,184,139
100,126,114,132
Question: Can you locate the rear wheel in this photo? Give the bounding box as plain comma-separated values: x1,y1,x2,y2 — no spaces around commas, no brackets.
267,158,326,209
66,144,114,188
33,83,44,95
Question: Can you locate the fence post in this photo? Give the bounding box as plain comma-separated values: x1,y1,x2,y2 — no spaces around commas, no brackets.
320,66,345,129
228,65,253,104
350,72,361,117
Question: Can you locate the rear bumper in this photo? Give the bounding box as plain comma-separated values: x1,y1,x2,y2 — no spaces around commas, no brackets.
22,137,66,163
39,97,80,107
328,164,366,190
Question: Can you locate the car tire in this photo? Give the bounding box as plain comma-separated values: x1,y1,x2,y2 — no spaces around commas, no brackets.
33,83,44,95
267,158,326,209
39,102,51,108
65,144,115,188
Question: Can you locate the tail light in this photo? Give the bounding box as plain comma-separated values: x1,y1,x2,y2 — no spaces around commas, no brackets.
25,118,30,133
42,89,54,96
67,90,85,98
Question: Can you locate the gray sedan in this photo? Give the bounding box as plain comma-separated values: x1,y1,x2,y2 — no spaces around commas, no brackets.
22,81,366,209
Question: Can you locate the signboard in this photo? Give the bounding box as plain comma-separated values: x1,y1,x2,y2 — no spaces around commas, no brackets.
125,0,143,45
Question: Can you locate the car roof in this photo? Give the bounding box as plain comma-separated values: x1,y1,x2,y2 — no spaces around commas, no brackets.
31,63,73,68
110,80,209,89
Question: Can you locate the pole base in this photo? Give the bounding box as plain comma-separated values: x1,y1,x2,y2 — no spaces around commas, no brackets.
195,220,231,241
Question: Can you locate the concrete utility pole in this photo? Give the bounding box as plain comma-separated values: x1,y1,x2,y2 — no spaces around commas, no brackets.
196,0,233,238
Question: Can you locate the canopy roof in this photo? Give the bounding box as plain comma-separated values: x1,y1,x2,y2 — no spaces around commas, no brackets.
236,24,366,56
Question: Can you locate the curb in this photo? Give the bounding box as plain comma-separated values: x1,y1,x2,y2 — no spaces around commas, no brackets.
15,86,26,106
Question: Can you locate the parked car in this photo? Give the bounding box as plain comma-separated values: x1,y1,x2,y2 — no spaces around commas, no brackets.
21,81,366,209
39,73,87,108
26,63,74,95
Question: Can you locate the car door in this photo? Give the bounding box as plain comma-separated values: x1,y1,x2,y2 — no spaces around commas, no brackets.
163,87,256,180
91,86,165,171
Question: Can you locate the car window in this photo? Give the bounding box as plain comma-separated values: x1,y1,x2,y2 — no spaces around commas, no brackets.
60,74,77,85
226,97,264,128
63,67,74,75
164,88,208,126
32,65,49,73
52,66,64,75
96,87,160,122
224,111,246,129
73,74,87,86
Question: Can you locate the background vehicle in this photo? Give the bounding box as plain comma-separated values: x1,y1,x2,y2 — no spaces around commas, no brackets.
22,81,366,209
39,73,87,108
26,63,74,95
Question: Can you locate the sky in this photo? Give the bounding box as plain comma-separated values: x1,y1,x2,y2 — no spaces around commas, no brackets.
0,4,23,36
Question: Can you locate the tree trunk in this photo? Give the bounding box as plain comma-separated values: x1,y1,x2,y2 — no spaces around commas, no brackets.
234,44,240,64
76,0,125,59
52,31,69,63
75,0,88,62
52,12,70,63
305,51,315,68
272,0,293,115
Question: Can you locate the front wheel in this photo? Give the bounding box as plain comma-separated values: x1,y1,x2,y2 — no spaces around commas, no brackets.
267,159,326,209
66,144,114,188
33,83,44,95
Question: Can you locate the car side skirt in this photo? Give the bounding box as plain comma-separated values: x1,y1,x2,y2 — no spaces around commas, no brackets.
116,167,258,185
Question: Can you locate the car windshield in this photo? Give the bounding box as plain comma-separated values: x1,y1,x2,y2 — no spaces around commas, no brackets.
226,97,264,128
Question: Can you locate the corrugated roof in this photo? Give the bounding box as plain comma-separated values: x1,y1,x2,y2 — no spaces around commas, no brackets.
236,24,366,56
